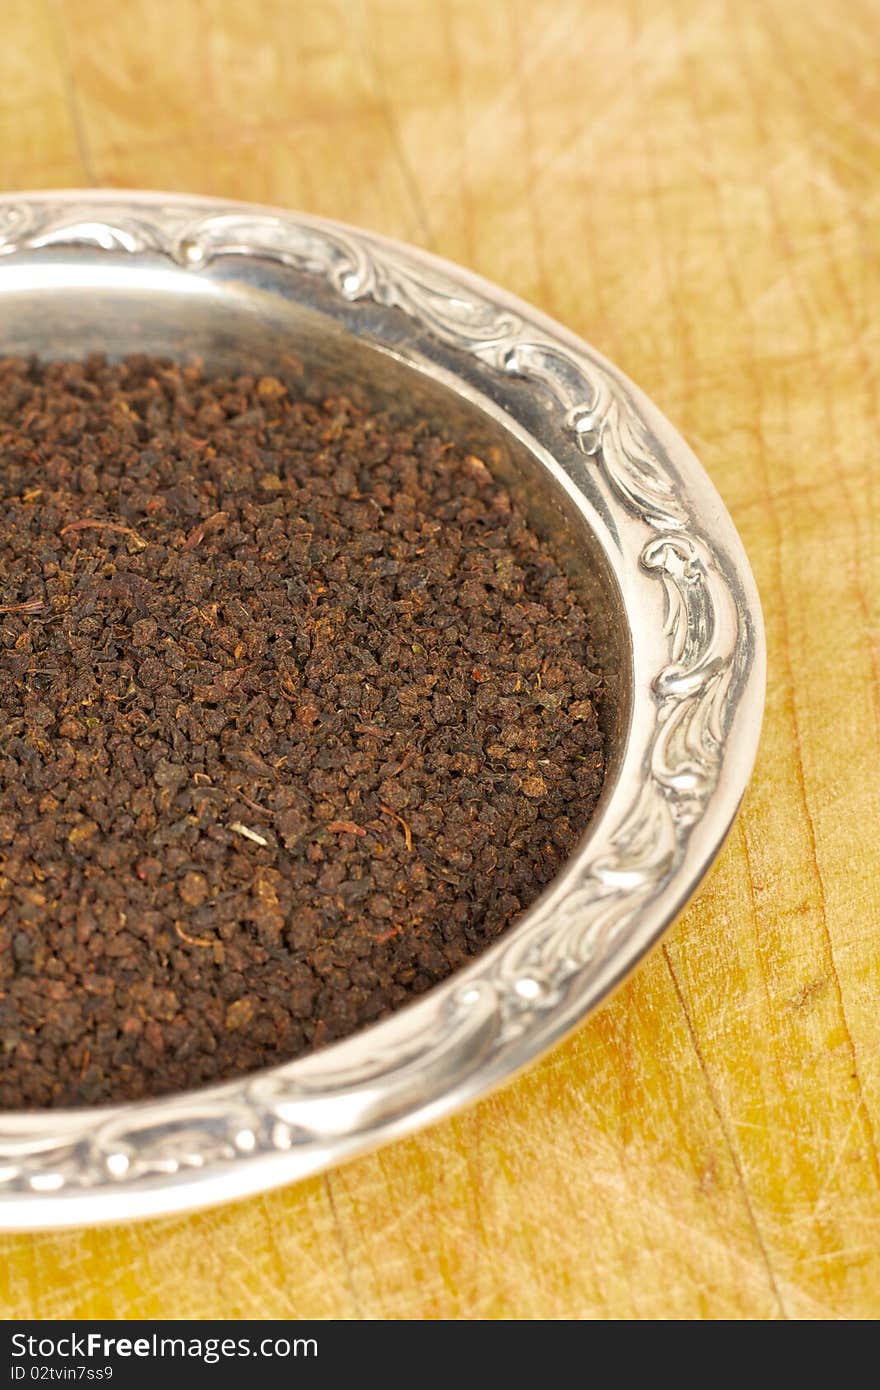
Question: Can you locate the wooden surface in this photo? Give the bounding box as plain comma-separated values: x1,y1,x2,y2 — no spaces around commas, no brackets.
0,0,878,1320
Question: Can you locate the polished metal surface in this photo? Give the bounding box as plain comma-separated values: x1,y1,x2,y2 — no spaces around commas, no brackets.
0,192,765,1228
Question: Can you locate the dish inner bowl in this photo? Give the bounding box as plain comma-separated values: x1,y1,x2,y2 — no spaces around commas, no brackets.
0,253,631,1104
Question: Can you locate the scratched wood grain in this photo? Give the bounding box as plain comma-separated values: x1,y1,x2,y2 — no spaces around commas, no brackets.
0,0,877,1320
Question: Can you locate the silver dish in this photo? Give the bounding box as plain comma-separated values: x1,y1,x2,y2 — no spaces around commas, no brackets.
0,192,765,1229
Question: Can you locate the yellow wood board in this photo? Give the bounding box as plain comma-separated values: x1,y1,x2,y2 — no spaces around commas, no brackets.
0,0,878,1319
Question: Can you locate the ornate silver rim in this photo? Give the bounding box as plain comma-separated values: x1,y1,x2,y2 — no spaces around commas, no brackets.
0,193,765,1227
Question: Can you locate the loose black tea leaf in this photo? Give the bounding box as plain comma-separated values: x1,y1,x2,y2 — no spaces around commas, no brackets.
0,354,606,1108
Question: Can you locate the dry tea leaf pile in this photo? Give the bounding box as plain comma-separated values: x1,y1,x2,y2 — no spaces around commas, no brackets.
0,355,605,1107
